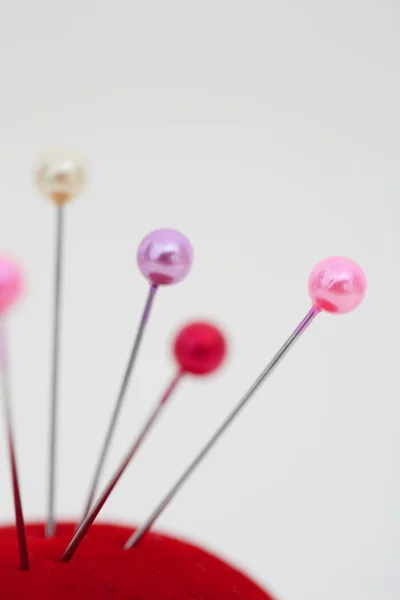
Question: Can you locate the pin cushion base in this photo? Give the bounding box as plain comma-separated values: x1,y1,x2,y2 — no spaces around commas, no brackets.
0,522,275,600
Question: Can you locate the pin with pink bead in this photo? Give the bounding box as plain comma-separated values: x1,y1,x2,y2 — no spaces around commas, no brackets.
80,229,194,522
0,258,29,569
117,256,367,549
63,320,227,560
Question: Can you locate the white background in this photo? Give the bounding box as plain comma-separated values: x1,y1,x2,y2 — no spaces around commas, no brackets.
0,2,397,599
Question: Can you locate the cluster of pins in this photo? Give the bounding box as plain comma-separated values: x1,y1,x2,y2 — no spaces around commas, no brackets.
0,152,367,570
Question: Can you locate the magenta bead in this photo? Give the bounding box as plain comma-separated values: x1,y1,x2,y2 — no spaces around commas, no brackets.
137,229,193,285
0,258,23,314
308,257,366,314
174,321,227,375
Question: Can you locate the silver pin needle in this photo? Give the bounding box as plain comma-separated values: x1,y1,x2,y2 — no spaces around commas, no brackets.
0,320,29,569
79,284,158,522
46,204,64,538
124,307,318,549
62,370,183,561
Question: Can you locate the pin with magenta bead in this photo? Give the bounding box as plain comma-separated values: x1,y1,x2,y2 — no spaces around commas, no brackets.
62,320,227,561
80,230,194,522
35,150,87,537
121,256,367,549
0,258,29,569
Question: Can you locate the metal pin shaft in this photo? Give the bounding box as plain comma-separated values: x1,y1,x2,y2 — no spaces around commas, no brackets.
46,205,64,538
0,320,29,569
124,307,319,549
80,284,158,523
63,369,182,561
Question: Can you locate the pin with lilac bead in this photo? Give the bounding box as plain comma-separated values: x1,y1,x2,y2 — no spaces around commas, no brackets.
80,229,193,522
123,256,367,548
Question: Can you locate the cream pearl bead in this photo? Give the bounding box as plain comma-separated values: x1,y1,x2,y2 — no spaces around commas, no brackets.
35,151,87,205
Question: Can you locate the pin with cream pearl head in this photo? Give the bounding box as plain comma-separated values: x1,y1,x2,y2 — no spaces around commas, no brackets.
35,150,87,538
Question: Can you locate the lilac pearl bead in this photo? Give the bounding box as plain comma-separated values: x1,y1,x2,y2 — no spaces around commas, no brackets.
0,258,23,314
308,256,367,314
137,229,193,285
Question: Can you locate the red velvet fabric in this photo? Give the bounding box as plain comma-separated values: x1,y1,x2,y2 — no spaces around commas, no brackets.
0,522,275,600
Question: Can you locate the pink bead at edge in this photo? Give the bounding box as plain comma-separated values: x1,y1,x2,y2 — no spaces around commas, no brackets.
0,258,23,315
137,229,193,285
308,256,367,315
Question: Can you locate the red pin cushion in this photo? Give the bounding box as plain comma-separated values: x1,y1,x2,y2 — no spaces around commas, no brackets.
0,522,275,600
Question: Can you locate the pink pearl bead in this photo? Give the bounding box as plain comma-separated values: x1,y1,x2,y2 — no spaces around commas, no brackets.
308,257,367,314
0,258,23,315
137,229,193,285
